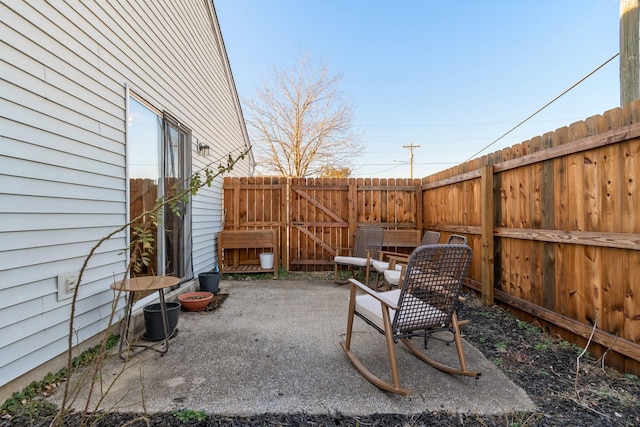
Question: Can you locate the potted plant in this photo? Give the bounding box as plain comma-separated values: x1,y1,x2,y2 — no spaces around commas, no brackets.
178,291,214,311
143,301,181,341
198,265,220,294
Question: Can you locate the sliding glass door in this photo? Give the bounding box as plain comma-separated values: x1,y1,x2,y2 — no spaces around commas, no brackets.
162,112,192,280
127,96,193,283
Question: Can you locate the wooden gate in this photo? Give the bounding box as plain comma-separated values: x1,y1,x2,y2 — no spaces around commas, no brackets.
288,177,423,270
289,178,350,270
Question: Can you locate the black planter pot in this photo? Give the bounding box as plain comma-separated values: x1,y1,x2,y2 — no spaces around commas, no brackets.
143,302,180,341
199,271,220,294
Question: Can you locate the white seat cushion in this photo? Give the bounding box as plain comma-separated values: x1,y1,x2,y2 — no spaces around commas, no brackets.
355,289,402,330
372,260,403,274
384,267,432,287
334,256,368,267
355,289,447,331
371,260,388,273
384,269,402,286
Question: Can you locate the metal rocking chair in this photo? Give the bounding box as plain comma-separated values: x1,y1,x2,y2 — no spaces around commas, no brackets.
333,226,384,285
340,244,481,395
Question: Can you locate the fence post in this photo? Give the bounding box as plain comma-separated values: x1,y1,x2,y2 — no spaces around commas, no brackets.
282,177,290,270
348,178,357,238
480,164,495,305
415,178,423,233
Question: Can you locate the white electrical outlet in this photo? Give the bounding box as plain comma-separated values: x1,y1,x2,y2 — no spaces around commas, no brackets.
65,275,77,293
57,271,79,301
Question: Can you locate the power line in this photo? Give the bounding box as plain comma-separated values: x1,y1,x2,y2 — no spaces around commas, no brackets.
356,117,586,130
361,163,406,175
464,52,620,162
356,161,458,166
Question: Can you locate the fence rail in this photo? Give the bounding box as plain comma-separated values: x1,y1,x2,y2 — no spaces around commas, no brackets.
222,100,640,375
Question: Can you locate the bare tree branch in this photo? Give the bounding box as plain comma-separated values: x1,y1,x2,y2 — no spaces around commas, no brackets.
245,52,364,177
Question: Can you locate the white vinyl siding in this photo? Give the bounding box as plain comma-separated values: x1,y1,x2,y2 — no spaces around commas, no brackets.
0,0,251,389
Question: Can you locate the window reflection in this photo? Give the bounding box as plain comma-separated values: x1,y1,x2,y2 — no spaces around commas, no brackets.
129,98,160,180
128,98,161,277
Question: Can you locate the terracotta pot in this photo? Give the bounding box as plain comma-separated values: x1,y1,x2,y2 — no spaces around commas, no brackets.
178,291,213,311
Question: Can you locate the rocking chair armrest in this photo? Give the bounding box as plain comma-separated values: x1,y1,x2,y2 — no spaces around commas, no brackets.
377,250,404,260
348,278,400,309
387,254,409,270
365,250,372,262
386,254,409,262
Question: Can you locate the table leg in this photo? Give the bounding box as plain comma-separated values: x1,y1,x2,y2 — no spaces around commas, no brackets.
117,289,171,360
156,289,170,354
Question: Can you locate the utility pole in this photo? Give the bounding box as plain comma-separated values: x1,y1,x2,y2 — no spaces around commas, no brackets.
402,143,420,179
621,0,640,105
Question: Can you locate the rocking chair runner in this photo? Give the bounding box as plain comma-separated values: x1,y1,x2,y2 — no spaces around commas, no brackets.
333,226,384,285
340,244,480,395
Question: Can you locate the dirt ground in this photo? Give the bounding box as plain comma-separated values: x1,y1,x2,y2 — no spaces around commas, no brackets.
3,289,639,426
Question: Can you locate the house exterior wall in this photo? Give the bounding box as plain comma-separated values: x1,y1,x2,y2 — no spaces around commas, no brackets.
0,0,252,393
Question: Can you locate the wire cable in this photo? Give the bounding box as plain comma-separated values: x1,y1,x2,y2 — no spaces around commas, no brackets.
464,52,620,162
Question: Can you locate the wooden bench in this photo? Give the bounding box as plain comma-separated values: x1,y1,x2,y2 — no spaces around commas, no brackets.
376,230,424,270
217,229,278,278
381,230,422,252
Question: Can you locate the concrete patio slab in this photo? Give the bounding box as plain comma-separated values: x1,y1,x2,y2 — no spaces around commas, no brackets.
49,280,536,416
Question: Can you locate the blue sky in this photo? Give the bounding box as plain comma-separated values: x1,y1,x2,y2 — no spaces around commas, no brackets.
214,1,619,178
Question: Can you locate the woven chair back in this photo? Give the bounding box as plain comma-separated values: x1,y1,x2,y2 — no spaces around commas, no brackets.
446,234,467,245
393,244,472,335
352,226,385,259
420,230,441,245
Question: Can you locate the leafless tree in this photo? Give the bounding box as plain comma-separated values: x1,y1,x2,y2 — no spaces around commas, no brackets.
245,53,364,177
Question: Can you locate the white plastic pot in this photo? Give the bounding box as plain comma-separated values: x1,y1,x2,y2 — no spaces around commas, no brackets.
259,252,274,269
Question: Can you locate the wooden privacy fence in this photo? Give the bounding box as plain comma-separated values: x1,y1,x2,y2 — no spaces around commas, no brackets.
222,100,640,374
222,176,425,270
424,100,640,375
